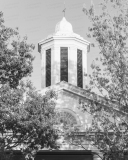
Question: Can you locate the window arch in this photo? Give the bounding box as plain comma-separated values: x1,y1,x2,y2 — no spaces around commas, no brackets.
56,110,78,128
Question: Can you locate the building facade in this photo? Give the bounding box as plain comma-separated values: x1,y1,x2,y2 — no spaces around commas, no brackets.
38,16,100,160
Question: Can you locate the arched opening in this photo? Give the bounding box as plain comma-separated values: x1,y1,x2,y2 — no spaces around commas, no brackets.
57,111,77,126
55,109,80,131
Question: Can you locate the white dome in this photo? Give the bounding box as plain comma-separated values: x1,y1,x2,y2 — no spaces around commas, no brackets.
41,16,90,41
55,17,73,34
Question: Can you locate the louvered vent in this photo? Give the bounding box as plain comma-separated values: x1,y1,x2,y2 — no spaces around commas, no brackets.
60,47,68,82
46,49,51,87
77,49,83,88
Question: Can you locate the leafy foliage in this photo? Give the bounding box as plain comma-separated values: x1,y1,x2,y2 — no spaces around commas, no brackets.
81,0,128,159
0,82,59,159
0,11,59,159
0,12,35,88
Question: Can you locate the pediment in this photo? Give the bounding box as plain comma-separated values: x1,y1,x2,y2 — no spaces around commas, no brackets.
40,81,126,117
40,81,110,105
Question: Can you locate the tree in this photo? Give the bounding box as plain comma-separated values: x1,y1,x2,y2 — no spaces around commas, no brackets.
0,12,59,159
0,11,34,88
79,0,128,159
0,82,59,159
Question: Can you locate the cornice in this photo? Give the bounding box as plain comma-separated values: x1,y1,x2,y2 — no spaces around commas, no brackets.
38,36,90,47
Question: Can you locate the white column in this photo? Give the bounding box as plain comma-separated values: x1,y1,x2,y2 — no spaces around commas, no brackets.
83,46,87,89
52,46,60,85
41,48,46,89
68,46,77,86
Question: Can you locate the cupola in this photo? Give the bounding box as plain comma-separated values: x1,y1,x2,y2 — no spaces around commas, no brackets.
38,17,90,89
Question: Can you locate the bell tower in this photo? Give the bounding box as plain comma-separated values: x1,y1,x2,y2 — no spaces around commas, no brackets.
38,17,90,89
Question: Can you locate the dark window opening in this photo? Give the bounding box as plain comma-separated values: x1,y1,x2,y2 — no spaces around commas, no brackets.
46,49,51,87
60,47,68,82
77,49,83,88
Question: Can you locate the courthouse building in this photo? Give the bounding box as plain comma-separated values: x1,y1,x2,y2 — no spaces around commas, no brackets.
11,15,128,160
37,16,100,160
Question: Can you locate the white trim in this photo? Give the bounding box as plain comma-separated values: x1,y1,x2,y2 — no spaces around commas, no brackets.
38,36,90,47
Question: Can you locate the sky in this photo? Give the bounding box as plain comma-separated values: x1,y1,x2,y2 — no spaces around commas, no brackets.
0,0,101,90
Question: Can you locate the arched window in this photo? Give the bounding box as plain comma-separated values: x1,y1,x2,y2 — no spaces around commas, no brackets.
56,111,78,128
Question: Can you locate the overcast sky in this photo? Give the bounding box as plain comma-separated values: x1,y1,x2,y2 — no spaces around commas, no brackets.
0,0,101,90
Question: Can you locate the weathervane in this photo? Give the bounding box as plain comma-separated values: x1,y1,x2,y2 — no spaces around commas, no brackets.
62,1,66,17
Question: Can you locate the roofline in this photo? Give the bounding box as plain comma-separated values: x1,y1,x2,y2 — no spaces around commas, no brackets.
39,36,90,45
40,81,128,116
38,36,90,52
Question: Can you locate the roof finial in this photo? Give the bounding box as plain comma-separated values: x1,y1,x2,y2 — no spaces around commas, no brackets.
62,1,66,17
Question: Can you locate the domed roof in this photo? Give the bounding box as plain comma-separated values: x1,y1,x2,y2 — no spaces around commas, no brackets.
55,17,73,35
39,17,90,44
